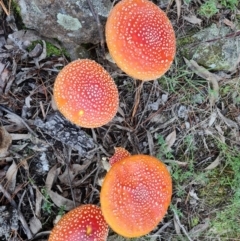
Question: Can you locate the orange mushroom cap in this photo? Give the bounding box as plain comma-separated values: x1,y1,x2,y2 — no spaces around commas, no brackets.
109,147,131,165
48,204,109,241
100,154,172,238
106,0,176,81
53,59,119,128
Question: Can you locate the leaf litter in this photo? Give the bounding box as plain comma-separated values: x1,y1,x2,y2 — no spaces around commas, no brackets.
0,1,240,241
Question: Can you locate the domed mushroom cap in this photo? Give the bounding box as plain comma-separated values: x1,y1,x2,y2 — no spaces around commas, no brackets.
53,59,119,128
48,204,109,241
100,155,172,238
109,147,131,165
106,0,176,81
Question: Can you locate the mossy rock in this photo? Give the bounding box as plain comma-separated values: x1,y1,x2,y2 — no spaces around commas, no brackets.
181,24,240,71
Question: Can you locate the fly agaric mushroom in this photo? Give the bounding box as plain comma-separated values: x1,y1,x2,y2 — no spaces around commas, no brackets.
53,59,119,128
100,154,172,238
48,204,109,241
109,147,131,165
106,0,176,81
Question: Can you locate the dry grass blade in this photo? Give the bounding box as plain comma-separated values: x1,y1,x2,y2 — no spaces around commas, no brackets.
172,207,194,241
175,0,182,22
0,0,9,15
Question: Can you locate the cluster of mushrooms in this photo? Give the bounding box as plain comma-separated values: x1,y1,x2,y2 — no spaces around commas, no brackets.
49,0,176,240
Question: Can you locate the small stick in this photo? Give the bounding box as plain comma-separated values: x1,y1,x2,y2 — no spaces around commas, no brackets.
131,81,143,121
65,146,76,208
0,0,9,15
172,207,193,241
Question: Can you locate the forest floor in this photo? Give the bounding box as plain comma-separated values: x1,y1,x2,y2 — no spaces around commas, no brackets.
0,0,240,240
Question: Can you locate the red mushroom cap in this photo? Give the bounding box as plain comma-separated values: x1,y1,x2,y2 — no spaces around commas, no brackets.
106,0,176,81
48,204,109,241
53,59,119,128
109,147,131,165
100,154,172,238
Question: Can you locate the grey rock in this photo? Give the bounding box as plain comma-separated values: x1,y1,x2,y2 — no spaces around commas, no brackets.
182,24,240,72
16,0,112,59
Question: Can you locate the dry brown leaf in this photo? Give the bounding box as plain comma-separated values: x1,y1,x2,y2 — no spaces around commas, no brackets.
165,129,176,151
204,155,221,170
58,163,90,185
164,159,188,166
222,18,235,30
47,190,79,211
183,15,202,25
10,133,31,140
175,0,182,22
0,126,12,157
29,216,42,234
184,58,221,106
35,188,43,217
45,164,60,191
147,131,154,156
173,214,181,235
217,108,238,129
208,112,217,127
6,160,17,192
189,218,210,236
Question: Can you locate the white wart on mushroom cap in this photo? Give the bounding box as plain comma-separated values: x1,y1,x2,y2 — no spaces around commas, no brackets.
53,59,119,128
106,0,176,81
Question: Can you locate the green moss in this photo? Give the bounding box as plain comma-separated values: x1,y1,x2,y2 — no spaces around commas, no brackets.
28,40,69,58
11,0,25,29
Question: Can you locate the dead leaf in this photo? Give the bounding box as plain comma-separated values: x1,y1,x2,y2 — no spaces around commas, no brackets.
183,15,202,25
164,159,188,166
29,216,42,234
35,188,43,217
0,126,12,157
47,190,79,211
6,160,18,192
45,165,60,191
222,18,235,30
184,58,221,106
204,155,221,170
175,0,182,22
165,129,176,151
10,133,31,140
58,163,90,185
208,112,217,127
189,218,210,236
217,108,238,129
147,131,154,156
